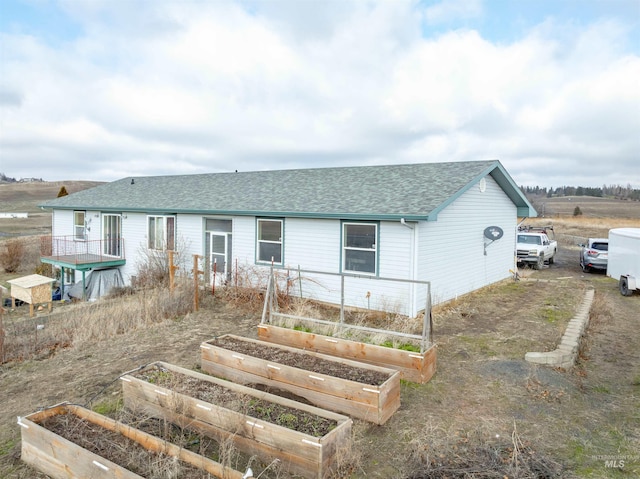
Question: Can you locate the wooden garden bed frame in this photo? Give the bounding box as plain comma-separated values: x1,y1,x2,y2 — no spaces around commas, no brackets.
18,403,250,479
200,335,401,425
121,361,352,479
257,323,437,383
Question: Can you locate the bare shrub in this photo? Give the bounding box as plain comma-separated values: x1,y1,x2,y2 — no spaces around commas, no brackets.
34,262,53,277
133,238,190,289
404,422,563,478
133,248,172,289
0,238,25,272
20,236,43,272
218,264,289,313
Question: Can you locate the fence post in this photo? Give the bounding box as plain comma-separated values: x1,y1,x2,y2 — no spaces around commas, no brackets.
421,282,432,353
260,271,272,324
193,254,203,312
340,275,345,324
168,250,179,293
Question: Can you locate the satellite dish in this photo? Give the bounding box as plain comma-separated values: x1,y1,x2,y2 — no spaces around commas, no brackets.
484,226,504,240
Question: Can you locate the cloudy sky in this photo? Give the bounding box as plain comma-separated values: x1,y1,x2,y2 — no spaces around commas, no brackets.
1,0,639,188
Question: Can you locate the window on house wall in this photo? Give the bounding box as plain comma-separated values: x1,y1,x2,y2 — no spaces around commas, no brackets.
148,216,176,250
343,222,377,274
257,219,283,264
74,211,86,240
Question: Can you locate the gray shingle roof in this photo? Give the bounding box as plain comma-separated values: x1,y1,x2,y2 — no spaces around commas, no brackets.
42,160,535,220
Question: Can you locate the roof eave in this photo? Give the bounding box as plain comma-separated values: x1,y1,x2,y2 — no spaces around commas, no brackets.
44,205,429,221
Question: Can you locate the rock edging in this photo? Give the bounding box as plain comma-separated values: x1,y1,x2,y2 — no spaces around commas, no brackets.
525,288,594,369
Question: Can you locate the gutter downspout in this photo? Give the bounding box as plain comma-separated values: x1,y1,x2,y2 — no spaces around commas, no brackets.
401,218,417,316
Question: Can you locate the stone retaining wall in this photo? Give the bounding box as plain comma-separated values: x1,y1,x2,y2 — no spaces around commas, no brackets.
525,289,594,369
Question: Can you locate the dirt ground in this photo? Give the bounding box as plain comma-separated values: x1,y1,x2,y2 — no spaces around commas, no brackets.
1,237,639,477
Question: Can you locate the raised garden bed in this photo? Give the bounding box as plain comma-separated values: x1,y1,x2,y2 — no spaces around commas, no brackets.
200,334,401,425
121,361,352,479
18,403,250,479
257,323,437,383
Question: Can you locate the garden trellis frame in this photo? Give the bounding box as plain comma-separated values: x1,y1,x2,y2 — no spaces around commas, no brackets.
260,266,433,353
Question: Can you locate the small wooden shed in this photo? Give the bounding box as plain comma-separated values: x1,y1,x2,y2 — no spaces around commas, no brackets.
8,274,55,317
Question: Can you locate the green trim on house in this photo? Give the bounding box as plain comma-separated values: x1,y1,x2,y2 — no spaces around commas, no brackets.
40,257,126,271
255,217,285,266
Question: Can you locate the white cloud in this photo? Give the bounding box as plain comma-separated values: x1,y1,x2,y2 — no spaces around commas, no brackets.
0,1,638,188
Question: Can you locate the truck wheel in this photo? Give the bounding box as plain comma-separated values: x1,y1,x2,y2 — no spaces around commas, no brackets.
548,253,555,265
534,255,544,270
620,277,633,296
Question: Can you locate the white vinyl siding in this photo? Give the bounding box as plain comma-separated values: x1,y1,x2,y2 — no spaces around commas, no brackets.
53,210,72,238
176,214,203,254
416,174,516,307
233,216,256,264
282,218,415,315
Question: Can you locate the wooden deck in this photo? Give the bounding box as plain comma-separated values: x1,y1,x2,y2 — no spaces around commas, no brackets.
40,236,126,270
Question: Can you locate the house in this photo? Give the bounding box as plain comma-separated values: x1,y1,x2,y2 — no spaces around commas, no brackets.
40,160,536,316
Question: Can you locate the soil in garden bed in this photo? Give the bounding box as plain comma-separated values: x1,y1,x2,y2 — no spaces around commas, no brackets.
210,337,391,386
135,365,338,437
40,413,223,479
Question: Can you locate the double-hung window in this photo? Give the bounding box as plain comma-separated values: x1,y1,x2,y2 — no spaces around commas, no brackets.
343,222,377,274
74,211,86,240
148,216,175,250
257,219,283,264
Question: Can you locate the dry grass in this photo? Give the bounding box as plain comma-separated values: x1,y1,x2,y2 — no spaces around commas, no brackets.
530,196,640,219
524,216,640,247
402,421,564,478
1,284,193,363
0,181,102,237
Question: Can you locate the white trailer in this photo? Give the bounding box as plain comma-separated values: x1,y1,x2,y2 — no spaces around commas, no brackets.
607,228,640,296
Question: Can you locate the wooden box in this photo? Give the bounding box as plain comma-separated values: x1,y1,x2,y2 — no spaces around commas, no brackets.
8,274,55,316
257,323,437,383
18,403,250,479
201,334,401,425
121,361,353,479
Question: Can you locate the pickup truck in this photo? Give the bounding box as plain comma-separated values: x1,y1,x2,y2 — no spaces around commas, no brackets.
516,231,557,269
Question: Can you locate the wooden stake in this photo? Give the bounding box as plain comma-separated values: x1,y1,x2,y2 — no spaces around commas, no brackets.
193,254,203,312
168,250,179,293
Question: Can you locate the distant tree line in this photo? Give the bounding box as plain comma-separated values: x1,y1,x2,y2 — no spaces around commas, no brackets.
520,184,640,201
0,172,17,183
0,173,44,183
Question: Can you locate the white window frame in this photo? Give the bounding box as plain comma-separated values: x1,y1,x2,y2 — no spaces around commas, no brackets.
74,211,86,241
148,215,176,251
342,222,378,275
256,218,283,265
103,214,122,257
